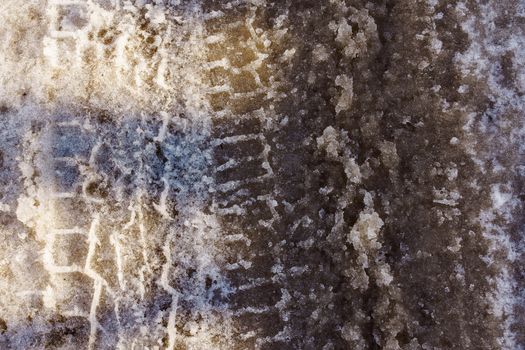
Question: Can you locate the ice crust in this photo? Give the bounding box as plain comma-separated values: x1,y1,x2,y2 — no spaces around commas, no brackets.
0,0,524,349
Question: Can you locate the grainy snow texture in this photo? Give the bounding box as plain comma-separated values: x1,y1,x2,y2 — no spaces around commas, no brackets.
0,0,524,349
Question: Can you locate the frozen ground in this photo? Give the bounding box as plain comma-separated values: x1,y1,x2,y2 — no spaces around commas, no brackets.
0,0,524,349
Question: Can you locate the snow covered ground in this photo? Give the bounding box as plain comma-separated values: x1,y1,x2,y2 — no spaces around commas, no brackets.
0,0,523,349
